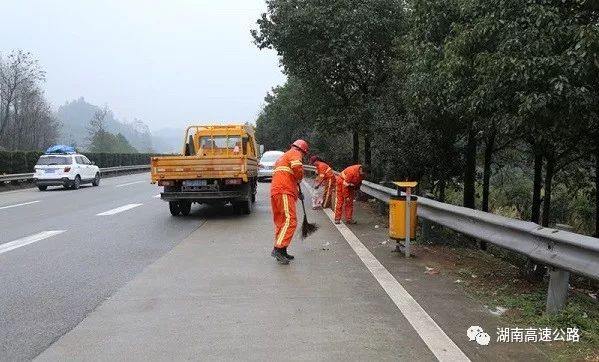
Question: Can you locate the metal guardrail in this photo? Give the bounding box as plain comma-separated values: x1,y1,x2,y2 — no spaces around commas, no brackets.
99,165,150,174
357,181,599,282
304,164,598,312
0,173,36,182
0,165,150,183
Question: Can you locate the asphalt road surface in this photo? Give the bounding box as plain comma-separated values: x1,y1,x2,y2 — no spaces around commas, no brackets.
1,174,548,361
0,174,201,361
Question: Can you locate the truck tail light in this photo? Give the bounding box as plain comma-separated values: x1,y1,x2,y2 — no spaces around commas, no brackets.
64,167,71,172
158,180,174,186
225,178,242,185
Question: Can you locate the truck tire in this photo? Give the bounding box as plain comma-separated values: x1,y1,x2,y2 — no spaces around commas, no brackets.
242,199,252,214
251,179,257,203
234,186,252,215
242,185,253,214
169,201,181,216
234,200,252,215
179,201,192,216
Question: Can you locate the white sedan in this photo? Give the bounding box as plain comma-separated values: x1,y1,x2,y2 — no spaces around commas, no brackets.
258,150,284,181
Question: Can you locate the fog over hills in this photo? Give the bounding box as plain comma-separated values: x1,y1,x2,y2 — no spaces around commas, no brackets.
56,98,180,153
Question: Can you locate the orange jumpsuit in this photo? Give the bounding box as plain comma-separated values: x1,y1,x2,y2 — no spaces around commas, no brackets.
314,161,335,209
334,164,364,222
271,148,304,248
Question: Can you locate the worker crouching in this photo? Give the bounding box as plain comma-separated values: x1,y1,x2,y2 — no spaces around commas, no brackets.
334,164,368,224
270,139,308,265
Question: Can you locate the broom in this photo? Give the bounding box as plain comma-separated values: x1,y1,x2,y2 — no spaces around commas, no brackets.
299,186,318,238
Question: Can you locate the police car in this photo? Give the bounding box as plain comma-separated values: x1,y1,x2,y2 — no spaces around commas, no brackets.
33,145,101,191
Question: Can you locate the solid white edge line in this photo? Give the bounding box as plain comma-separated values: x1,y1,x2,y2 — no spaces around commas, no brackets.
96,203,143,216
301,180,470,362
0,200,41,210
0,230,66,255
115,181,145,188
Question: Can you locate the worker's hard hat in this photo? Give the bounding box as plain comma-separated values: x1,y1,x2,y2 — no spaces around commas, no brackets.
291,139,309,154
309,155,319,164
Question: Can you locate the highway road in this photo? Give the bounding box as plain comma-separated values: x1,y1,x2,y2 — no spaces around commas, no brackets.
0,174,201,361
1,173,548,361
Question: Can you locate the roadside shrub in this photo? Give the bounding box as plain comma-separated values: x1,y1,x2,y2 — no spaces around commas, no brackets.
0,151,158,174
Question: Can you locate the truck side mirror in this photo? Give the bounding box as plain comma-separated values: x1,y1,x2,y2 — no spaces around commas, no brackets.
259,144,265,157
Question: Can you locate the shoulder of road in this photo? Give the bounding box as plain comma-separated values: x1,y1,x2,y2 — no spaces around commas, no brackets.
30,181,550,361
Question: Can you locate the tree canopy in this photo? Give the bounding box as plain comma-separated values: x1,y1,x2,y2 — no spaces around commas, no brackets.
253,0,599,235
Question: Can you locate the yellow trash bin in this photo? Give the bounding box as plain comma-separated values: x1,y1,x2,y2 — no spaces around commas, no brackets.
389,195,418,239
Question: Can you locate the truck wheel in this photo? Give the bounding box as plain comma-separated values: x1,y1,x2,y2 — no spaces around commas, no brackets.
38,185,47,191
242,200,252,214
240,186,252,214
250,179,256,203
169,201,181,216
233,201,251,215
179,201,192,216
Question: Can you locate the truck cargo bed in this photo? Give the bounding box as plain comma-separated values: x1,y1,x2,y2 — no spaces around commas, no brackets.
151,155,258,182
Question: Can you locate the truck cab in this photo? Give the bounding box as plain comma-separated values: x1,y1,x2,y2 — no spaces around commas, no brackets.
151,125,259,216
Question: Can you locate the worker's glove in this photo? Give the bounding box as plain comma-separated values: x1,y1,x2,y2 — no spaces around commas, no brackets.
314,185,320,190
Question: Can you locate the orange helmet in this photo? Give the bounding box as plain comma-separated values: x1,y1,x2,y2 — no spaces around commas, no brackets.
291,139,309,154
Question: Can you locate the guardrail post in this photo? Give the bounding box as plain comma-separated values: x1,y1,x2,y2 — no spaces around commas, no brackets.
421,193,435,242
421,218,432,242
546,267,570,314
545,224,573,314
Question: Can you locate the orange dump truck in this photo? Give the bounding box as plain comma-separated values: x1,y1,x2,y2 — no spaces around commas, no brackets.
151,125,259,216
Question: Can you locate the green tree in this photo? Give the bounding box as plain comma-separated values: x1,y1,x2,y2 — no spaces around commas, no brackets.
398,0,465,201
501,1,596,226
256,77,353,168
87,108,138,153
252,0,405,166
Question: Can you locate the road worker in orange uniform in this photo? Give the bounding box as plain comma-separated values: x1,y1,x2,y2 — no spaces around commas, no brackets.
334,164,368,224
270,139,308,264
309,155,335,209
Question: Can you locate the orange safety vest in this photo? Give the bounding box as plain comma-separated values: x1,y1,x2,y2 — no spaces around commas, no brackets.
314,161,334,181
339,164,363,188
271,148,304,198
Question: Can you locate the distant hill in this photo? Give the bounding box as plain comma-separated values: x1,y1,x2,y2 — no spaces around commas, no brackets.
56,97,154,152
151,127,184,154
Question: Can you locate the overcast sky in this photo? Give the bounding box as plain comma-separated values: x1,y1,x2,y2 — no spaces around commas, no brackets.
0,0,285,131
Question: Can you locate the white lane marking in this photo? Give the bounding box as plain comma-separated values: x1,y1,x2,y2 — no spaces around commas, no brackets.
97,204,142,216
115,181,145,188
301,181,470,361
0,200,41,210
153,194,161,198
0,230,66,255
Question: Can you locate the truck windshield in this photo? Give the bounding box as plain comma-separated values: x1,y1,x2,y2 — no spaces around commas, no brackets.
199,136,242,154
